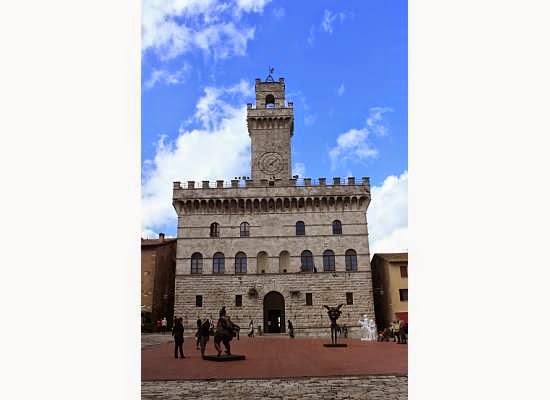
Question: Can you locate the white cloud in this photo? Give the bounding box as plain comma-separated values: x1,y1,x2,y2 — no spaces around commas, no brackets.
235,0,271,13
337,83,345,96
321,9,346,34
143,63,191,89
141,80,253,233
329,128,378,170
194,79,253,130
367,171,408,254
141,228,159,239
193,22,255,59
292,162,306,178
328,106,392,170
322,10,337,33
366,107,393,136
142,0,269,61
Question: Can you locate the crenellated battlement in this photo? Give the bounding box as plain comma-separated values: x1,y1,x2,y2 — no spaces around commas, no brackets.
173,176,369,190
172,177,371,215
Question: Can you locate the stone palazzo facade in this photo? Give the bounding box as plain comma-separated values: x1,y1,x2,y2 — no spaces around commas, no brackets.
173,77,375,337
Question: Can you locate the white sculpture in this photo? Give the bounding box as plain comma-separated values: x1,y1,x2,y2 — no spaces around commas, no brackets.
358,314,370,341
368,319,377,341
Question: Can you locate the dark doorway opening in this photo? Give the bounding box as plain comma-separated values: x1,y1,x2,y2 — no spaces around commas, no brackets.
263,291,285,333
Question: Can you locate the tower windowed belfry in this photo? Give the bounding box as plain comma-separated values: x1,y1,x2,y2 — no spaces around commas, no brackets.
247,78,294,181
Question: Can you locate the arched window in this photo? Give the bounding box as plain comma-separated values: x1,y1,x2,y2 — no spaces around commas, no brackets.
301,250,314,272
235,252,247,274
190,252,203,274
323,250,335,272
345,249,358,272
213,252,225,274
279,250,290,273
296,221,305,236
257,251,268,273
240,222,250,237
332,220,342,235
265,94,275,108
210,222,220,238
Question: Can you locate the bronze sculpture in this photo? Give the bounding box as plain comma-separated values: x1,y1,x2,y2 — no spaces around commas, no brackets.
323,304,346,346
213,306,241,357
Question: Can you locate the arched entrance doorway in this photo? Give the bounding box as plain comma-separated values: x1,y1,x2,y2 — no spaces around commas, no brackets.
263,291,285,333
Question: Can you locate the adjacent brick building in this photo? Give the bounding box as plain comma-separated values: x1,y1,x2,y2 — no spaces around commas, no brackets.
141,233,177,329
172,75,375,337
371,253,408,330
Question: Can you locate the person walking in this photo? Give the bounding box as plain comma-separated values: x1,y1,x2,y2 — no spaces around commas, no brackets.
392,320,400,342
247,320,255,338
161,317,167,334
198,319,211,358
287,320,295,338
195,318,202,349
393,320,402,343
172,317,185,359
398,320,407,344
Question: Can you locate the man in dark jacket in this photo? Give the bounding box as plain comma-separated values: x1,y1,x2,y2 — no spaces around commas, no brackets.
172,317,185,359
195,318,202,350
198,319,211,358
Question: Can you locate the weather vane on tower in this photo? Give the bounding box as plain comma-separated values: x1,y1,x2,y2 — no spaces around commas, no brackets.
266,66,275,82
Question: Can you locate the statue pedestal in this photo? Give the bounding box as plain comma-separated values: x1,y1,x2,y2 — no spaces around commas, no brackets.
203,354,246,361
323,343,348,347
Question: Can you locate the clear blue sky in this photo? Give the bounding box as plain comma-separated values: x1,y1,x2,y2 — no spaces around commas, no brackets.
141,0,407,246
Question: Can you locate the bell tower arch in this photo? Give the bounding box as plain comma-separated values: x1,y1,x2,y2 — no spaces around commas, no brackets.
247,73,294,182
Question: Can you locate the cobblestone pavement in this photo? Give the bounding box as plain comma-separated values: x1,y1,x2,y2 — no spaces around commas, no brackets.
141,375,408,399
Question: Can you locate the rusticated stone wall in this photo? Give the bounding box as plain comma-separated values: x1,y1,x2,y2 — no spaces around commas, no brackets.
174,271,375,338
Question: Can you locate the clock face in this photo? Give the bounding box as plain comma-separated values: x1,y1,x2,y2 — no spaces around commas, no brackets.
259,152,284,174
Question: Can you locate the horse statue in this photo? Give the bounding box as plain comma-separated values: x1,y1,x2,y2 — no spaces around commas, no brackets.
323,304,344,344
213,307,241,356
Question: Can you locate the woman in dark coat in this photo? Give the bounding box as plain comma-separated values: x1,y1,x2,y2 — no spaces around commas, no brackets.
172,317,185,359
287,320,295,338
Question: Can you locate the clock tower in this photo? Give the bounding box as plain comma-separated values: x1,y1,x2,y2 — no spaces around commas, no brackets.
247,74,294,182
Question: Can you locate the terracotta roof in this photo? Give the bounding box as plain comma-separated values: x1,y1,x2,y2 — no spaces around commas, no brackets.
141,238,177,247
371,252,408,263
